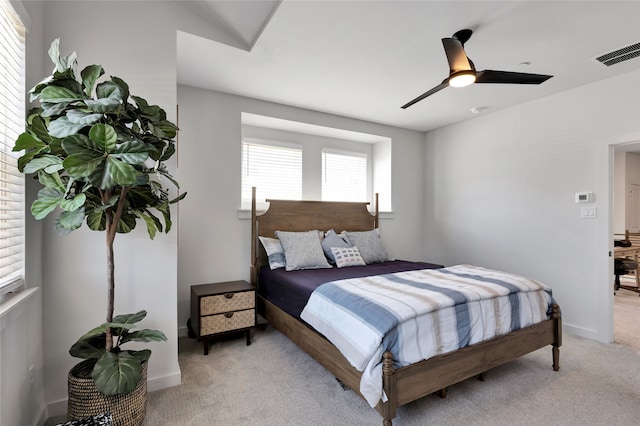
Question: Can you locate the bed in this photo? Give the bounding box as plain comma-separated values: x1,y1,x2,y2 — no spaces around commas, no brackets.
250,189,562,426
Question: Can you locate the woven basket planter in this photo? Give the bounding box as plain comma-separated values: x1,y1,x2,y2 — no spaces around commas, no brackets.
67,359,147,426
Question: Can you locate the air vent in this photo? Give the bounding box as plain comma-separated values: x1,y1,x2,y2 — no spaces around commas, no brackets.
595,42,640,67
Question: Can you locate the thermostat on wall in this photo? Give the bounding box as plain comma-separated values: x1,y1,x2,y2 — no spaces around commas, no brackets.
575,192,593,203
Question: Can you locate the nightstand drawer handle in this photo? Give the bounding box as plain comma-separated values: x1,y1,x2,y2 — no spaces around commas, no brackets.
224,293,234,299
224,312,234,318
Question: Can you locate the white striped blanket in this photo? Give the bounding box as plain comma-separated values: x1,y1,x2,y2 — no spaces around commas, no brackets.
299,264,555,407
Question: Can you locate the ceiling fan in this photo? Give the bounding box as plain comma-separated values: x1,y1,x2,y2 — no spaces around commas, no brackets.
401,29,553,109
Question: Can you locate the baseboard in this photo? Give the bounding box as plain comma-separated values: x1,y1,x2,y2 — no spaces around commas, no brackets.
47,398,68,418
563,322,602,342
177,325,188,338
147,371,182,393
35,404,47,426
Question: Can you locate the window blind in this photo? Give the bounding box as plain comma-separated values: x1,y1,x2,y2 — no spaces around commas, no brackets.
0,0,26,293
322,150,367,202
241,140,302,205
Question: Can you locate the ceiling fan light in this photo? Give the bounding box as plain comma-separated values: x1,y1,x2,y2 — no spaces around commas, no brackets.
449,71,476,87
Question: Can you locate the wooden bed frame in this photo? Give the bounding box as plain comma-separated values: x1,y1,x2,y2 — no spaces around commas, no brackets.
250,188,562,426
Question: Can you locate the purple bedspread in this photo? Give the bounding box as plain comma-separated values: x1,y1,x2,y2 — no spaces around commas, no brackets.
258,260,443,319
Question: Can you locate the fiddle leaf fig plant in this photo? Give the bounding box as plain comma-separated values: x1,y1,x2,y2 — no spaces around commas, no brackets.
13,39,186,395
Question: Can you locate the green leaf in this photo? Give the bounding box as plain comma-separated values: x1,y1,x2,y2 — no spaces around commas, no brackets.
86,209,106,231
96,81,122,100
110,76,130,102
93,352,142,395
40,101,70,117
62,134,104,156
13,133,46,152
69,335,106,359
137,211,158,239
38,171,65,192
112,311,147,325
116,212,137,234
106,157,137,186
55,207,85,235
59,193,86,212
40,86,84,103
81,64,104,96
63,152,104,178
48,117,88,138
29,116,56,144
130,349,152,364
23,155,62,174
48,38,63,72
111,140,149,164
18,150,43,173
31,187,63,220
89,124,117,152
120,329,167,344
85,98,120,113
66,110,102,125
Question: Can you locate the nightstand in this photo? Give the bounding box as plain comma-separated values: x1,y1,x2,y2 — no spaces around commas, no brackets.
190,280,256,355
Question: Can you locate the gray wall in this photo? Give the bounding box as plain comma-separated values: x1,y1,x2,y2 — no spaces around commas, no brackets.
424,69,640,342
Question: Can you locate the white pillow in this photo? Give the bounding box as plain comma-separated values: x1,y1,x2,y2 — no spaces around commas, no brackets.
344,229,390,264
275,230,332,271
258,236,286,270
331,246,366,268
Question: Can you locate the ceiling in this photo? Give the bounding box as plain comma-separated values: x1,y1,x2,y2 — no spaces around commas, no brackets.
176,1,640,133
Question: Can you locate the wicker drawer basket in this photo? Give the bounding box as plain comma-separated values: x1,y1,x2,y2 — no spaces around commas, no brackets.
200,291,254,316
200,308,255,336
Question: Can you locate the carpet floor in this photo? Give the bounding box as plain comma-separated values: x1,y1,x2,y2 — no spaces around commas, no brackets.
139,324,640,426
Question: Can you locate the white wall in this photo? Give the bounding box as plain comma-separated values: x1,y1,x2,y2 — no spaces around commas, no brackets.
613,150,626,234
424,69,640,342
176,86,426,332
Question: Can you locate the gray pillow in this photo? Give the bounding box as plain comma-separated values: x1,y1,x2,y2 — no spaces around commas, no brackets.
275,230,332,271
321,229,351,263
344,229,390,264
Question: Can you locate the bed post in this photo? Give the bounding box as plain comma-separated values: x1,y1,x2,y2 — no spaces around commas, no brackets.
380,351,396,426
251,186,257,287
552,304,562,371
374,193,379,229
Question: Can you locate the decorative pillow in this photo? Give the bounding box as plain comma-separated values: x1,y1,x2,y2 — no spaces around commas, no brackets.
321,229,351,263
331,246,366,268
344,229,390,264
275,230,332,271
56,413,113,426
258,236,286,270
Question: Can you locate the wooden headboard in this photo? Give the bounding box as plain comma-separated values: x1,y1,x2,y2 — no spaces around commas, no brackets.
250,187,378,286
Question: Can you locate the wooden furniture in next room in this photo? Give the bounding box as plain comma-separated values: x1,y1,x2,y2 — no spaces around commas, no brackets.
614,230,640,295
190,280,256,355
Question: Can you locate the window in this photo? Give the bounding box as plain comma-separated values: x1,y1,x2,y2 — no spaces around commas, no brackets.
0,0,26,294
241,139,302,206
322,150,367,202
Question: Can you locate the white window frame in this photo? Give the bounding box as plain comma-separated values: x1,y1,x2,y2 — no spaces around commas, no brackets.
0,0,26,297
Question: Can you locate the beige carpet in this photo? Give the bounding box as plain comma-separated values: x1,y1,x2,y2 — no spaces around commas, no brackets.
47,309,640,426
138,325,640,426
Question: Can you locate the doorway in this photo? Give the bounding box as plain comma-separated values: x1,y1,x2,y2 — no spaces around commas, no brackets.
612,142,640,353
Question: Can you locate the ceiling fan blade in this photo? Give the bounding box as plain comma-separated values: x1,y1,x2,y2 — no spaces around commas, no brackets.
475,70,553,84
401,82,448,109
442,38,473,73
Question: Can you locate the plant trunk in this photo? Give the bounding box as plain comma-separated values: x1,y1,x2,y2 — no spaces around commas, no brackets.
104,188,129,352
